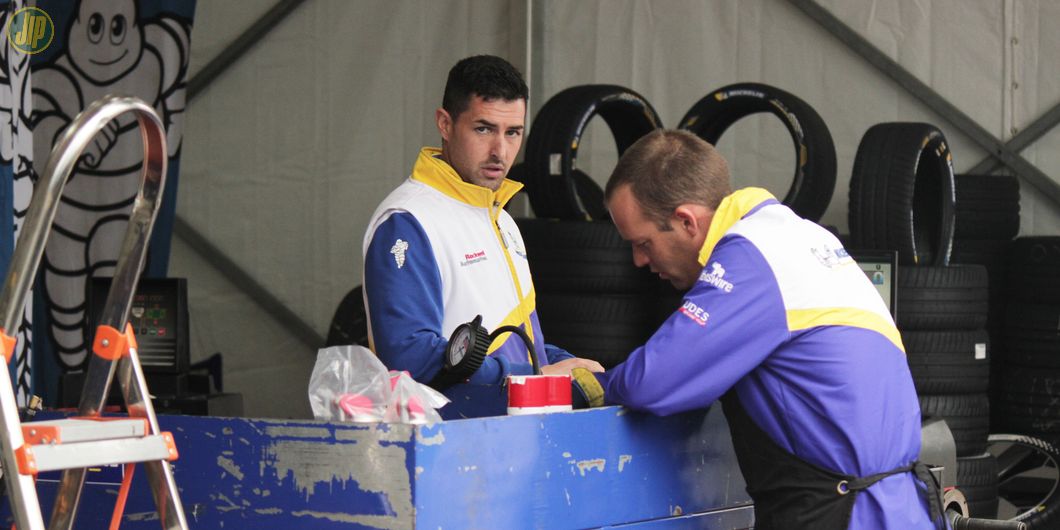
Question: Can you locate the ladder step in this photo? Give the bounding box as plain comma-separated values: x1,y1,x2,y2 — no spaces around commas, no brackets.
24,433,177,474
23,418,148,445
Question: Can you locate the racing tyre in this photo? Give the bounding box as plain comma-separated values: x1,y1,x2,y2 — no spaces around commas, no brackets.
536,293,652,368
679,82,836,222
849,122,956,266
896,265,989,330
1008,237,1060,303
517,218,650,294
325,286,368,348
523,85,663,220
987,434,1060,528
919,393,990,457
954,174,1020,240
1003,305,1060,368
956,452,1000,519
902,329,990,394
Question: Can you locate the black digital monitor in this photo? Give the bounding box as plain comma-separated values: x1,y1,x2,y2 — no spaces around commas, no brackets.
87,277,189,373
848,250,898,320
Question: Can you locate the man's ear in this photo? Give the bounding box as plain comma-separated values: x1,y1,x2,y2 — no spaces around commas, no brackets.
436,108,452,142
672,205,702,237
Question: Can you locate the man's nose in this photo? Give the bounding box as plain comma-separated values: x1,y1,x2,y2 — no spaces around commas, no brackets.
489,135,506,160
632,248,649,268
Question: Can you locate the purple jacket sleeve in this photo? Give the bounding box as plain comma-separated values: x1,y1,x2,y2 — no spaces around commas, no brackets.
593,236,790,415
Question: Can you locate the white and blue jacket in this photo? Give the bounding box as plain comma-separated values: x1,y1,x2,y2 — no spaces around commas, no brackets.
595,188,933,529
363,148,572,405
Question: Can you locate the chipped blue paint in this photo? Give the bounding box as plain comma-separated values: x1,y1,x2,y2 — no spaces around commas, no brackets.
7,404,751,529
414,405,751,528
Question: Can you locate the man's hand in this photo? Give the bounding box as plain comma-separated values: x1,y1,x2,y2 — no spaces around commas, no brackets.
541,357,604,376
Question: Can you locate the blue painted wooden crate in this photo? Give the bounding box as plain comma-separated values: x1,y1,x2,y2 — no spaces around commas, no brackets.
7,405,752,529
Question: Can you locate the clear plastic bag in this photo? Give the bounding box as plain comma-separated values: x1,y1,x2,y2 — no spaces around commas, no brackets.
308,345,449,424
385,371,449,424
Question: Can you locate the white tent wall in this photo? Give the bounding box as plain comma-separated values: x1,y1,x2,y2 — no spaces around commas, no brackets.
1011,1,1060,234
544,0,1059,231
173,0,1060,419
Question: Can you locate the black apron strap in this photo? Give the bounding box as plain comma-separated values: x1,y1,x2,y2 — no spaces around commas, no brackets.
912,461,948,530
720,391,946,530
846,464,914,492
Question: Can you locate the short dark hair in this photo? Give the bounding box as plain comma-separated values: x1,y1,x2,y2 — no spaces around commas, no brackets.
442,55,529,120
605,130,732,230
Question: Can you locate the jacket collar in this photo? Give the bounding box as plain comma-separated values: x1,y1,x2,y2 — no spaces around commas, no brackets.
410,147,523,209
698,187,778,266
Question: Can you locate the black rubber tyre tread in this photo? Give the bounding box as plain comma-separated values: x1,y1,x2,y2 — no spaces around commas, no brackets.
996,367,1060,437
1003,337,1060,370
570,169,607,221
679,82,836,222
1009,270,1060,303
999,367,1060,402
1003,309,1060,367
902,329,990,394
951,238,1011,269
848,122,956,266
325,285,368,348
1008,239,1060,302
522,85,609,219
896,265,989,330
509,164,608,221
997,416,1060,440
647,281,687,330
919,393,990,457
1004,303,1060,334
1010,237,1060,266
517,218,651,294
986,434,1060,528
536,293,652,368
955,174,1020,203
524,85,663,220
956,452,1000,519
954,211,1020,240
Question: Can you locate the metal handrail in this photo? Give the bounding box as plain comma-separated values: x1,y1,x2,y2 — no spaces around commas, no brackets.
0,94,186,530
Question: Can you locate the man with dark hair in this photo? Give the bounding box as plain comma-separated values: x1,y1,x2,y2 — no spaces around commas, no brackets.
574,130,939,528
362,55,602,417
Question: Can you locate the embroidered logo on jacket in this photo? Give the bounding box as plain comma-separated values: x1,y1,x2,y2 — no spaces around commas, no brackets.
679,300,709,326
698,262,734,293
460,250,488,267
391,239,409,269
810,244,851,268
503,230,527,259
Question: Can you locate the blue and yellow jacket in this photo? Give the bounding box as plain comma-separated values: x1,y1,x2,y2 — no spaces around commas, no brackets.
595,188,933,529
362,148,572,407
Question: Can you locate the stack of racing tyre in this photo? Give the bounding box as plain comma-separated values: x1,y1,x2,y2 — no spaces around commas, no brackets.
517,82,837,367
996,237,1060,446
515,82,1060,527
513,84,665,367
848,122,997,518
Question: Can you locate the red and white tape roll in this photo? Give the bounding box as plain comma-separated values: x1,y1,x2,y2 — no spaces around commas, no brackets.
507,374,572,415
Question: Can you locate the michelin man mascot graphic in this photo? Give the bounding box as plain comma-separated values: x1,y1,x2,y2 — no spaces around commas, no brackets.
30,0,191,369
0,0,39,401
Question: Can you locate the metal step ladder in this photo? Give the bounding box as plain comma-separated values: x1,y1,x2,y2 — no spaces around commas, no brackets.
0,95,188,529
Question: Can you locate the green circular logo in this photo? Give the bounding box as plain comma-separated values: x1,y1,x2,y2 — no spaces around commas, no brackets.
7,7,54,54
